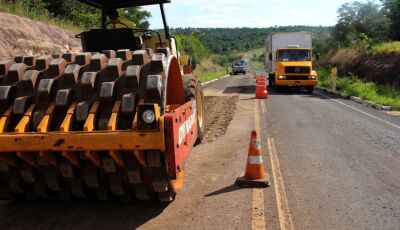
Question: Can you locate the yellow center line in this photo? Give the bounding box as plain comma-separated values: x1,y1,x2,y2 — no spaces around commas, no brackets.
261,100,267,114
252,100,266,230
267,137,295,230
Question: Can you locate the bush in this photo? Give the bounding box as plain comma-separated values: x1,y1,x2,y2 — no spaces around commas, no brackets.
371,41,400,54
317,67,400,109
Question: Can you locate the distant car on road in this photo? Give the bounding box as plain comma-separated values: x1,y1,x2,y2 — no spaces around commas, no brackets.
232,60,246,75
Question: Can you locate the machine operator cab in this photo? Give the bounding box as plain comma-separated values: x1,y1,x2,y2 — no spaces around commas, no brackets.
76,0,179,64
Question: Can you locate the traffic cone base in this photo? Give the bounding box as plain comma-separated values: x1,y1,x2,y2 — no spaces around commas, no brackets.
235,175,270,188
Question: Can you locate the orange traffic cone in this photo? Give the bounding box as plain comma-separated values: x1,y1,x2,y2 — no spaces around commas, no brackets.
256,84,268,99
256,76,266,84
236,131,270,188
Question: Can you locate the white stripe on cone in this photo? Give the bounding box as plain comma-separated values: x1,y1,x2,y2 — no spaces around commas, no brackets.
253,139,261,150
248,156,263,165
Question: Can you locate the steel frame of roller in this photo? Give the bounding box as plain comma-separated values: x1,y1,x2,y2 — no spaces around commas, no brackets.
0,0,204,202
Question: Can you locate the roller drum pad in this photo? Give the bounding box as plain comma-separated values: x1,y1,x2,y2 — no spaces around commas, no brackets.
14,56,23,63
75,53,92,66
55,89,72,107
102,50,116,59
49,58,68,77
22,56,36,67
35,56,53,71
80,72,98,93
116,49,132,61
106,58,123,78
90,54,108,71
0,60,15,76
61,53,76,63
76,101,91,122
63,64,80,85
125,65,140,88
37,79,55,102
99,82,115,104
8,63,28,83
145,75,162,103
12,96,31,115
0,86,12,104
132,50,150,65
21,70,40,90
121,93,137,114
32,109,46,128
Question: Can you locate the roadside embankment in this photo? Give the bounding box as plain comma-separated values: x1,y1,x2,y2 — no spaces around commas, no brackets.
0,11,80,59
195,59,228,83
316,47,400,110
316,48,400,88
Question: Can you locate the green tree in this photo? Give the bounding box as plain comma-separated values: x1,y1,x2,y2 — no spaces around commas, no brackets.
27,0,151,29
175,34,209,63
120,7,151,29
333,1,390,46
381,0,400,39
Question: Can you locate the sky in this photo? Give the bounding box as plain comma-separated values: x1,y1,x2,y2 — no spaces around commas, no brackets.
143,0,368,28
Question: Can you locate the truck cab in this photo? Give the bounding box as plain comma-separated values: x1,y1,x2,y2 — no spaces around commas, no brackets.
266,32,318,94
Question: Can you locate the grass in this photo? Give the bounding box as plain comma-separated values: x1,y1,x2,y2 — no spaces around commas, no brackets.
0,0,82,32
243,48,265,71
197,69,227,83
194,59,228,83
371,41,400,55
318,67,400,110
250,60,264,71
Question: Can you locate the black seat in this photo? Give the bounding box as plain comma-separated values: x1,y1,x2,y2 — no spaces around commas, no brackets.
80,28,139,52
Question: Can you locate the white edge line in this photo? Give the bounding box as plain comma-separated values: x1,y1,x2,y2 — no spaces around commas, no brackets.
203,74,231,85
315,92,400,131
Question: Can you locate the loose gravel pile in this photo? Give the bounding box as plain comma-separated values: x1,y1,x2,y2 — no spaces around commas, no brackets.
203,96,238,142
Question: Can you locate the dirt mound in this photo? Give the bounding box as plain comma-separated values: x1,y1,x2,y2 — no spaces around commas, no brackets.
316,49,400,88
203,96,238,142
349,54,400,87
0,12,81,59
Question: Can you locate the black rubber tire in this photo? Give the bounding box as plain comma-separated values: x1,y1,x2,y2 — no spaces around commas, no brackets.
183,74,205,145
306,86,314,94
268,74,275,88
276,86,283,93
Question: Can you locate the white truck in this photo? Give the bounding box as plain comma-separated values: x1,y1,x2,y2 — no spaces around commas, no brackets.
265,32,318,93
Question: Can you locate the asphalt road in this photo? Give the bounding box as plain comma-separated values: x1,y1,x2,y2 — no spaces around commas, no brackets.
0,73,399,230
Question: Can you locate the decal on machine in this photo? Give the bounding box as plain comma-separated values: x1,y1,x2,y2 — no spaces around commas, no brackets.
178,101,197,145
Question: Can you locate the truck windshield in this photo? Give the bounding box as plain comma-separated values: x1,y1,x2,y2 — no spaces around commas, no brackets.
278,50,311,62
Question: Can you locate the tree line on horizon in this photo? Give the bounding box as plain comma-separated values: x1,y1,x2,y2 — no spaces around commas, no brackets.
3,0,399,61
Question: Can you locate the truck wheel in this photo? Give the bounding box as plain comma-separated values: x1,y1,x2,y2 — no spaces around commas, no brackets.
276,86,283,93
183,75,205,145
306,86,314,94
268,74,275,88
